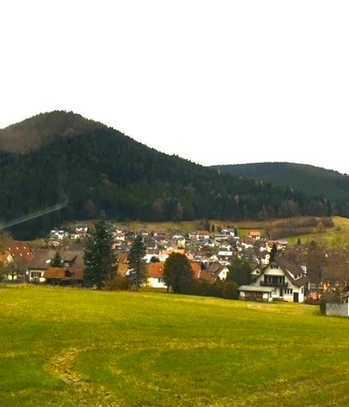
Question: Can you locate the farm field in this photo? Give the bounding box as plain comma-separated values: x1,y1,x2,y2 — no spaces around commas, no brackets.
1,287,349,406
63,216,336,237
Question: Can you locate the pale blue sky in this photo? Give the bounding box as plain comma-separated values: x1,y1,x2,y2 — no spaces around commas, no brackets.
1,1,349,173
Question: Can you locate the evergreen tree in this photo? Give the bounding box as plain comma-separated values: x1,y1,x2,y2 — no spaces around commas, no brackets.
307,241,324,284
164,253,193,293
269,243,277,263
226,258,252,286
127,235,146,289
51,251,63,267
84,220,116,289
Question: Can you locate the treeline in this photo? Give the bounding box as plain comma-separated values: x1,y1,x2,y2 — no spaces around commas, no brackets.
266,217,334,239
0,125,332,238
215,162,349,216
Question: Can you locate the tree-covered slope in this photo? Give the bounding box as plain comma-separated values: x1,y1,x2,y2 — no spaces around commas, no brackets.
0,111,102,153
214,162,349,213
0,112,331,238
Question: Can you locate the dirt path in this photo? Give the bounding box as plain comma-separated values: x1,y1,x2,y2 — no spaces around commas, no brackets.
48,348,121,406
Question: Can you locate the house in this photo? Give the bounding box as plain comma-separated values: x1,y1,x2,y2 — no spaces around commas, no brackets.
3,242,34,282
217,250,234,262
221,228,236,237
207,262,230,281
239,257,306,303
248,230,262,240
45,264,83,286
27,249,56,283
28,249,84,285
57,250,85,284
190,261,204,279
145,259,206,289
0,251,15,281
189,231,210,241
0,252,13,266
239,285,274,302
146,262,167,289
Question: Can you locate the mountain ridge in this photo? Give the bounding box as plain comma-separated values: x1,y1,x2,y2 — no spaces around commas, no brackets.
0,111,104,153
213,162,349,209
0,112,333,238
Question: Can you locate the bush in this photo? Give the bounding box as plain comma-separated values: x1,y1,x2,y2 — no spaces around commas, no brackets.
189,280,224,298
320,289,341,304
187,280,239,300
222,281,239,299
319,302,326,315
104,275,130,291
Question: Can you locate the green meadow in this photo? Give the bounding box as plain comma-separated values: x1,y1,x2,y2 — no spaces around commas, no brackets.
1,286,349,406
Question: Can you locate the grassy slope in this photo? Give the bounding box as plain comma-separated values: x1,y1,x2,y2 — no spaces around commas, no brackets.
287,216,349,247
65,216,329,235
1,287,349,406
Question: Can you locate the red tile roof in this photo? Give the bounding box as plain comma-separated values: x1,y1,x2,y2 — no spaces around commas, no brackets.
7,242,33,263
190,261,203,279
147,262,164,278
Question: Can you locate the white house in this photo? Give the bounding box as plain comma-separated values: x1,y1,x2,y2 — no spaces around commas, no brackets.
28,268,47,283
27,249,56,283
239,285,274,302
217,250,234,261
239,258,306,303
207,262,230,281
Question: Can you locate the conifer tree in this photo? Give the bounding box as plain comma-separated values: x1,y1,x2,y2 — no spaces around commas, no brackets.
51,251,63,267
226,258,251,286
269,243,278,263
84,220,116,289
127,235,146,289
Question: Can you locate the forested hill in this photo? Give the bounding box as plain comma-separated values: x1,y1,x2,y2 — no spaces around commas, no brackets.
0,112,331,238
213,162,349,214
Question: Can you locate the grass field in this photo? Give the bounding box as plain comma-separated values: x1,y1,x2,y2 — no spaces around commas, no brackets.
1,287,349,406
287,216,349,248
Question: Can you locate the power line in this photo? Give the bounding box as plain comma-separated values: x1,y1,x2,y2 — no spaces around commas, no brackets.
0,197,68,231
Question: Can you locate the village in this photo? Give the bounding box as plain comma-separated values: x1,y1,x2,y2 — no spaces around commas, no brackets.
1,220,347,308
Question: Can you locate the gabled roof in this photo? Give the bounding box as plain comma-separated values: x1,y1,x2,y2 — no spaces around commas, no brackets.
207,262,224,275
190,261,203,279
28,249,56,270
7,242,33,264
261,257,307,287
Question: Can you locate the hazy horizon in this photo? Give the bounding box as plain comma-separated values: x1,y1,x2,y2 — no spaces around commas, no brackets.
2,1,349,172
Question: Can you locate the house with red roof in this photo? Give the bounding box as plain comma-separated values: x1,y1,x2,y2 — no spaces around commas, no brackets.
147,262,166,289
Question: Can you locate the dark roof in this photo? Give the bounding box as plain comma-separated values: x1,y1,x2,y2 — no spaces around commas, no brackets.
28,249,85,278
207,262,225,275
28,249,56,270
262,257,307,287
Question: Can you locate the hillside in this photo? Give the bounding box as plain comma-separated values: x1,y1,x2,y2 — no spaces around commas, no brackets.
213,162,349,214
0,112,330,238
2,286,349,406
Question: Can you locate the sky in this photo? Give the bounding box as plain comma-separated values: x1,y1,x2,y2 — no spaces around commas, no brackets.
1,1,349,173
